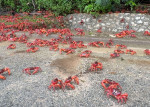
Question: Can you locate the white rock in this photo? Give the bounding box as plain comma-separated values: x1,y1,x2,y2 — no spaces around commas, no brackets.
135,17,140,20
144,22,149,26
86,18,90,22
137,20,143,24
138,28,144,32
109,34,116,38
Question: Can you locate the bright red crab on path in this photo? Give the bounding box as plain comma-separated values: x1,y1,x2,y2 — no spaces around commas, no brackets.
59,48,75,55
126,49,136,55
63,76,79,90
26,46,39,53
80,50,92,57
22,67,42,75
7,44,16,49
0,68,11,80
101,79,128,104
89,61,103,71
110,53,120,58
144,49,150,55
48,78,63,91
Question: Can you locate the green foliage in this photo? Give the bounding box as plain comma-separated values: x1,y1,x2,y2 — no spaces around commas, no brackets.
125,0,137,11
0,0,140,16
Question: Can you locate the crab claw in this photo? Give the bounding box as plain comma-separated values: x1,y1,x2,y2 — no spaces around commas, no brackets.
0,75,6,80
72,76,79,85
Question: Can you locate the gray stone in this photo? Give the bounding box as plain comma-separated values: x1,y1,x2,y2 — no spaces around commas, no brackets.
141,16,145,20
135,17,140,20
132,23,137,27
124,13,130,16
144,22,149,26
112,29,117,32
86,18,91,22
101,23,105,26
138,28,144,32
137,20,143,24
106,23,111,26
125,17,130,21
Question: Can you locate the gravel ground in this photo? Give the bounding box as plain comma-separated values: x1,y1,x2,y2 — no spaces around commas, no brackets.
0,33,150,107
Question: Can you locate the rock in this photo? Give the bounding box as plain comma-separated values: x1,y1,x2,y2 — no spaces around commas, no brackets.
137,20,143,24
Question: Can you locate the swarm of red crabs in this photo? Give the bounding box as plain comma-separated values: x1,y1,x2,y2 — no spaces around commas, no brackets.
48,75,79,91
1,11,150,105
101,79,128,104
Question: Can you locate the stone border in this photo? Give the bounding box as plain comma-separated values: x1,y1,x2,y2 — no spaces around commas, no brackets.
65,13,150,33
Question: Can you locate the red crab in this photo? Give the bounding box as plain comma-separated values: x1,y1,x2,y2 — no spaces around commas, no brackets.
26,46,39,53
48,78,64,91
0,68,11,80
97,27,102,33
79,20,84,25
49,44,59,51
144,49,150,55
114,50,124,54
101,79,128,104
75,41,86,48
115,44,127,49
69,43,77,49
110,53,120,58
129,34,136,38
106,39,114,48
144,31,150,36
60,48,75,55
7,44,16,49
22,67,42,75
126,49,136,55
63,76,79,90
80,50,92,57
89,61,103,71
88,41,104,47
75,28,85,36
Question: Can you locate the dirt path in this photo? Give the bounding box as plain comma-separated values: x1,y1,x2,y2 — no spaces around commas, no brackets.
0,33,150,107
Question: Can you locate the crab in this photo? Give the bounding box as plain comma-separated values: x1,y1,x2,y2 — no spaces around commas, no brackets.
97,27,102,33
80,50,92,57
144,31,150,36
114,49,124,54
106,39,114,48
101,79,128,104
89,61,103,71
22,67,42,75
77,42,87,48
126,49,136,55
69,43,77,49
7,44,16,49
110,53,120,58
60,48,75,55
0,68,11,80
144,49,150,55
48,78,64,91
115,44,127,49
49,44,59,51
26,46,39,53
63,76,79,90
88,41,104,47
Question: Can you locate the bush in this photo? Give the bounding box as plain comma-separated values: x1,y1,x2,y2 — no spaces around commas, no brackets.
0,0,140,16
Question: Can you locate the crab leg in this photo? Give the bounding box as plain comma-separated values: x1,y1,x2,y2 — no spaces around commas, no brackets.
5,68,11,75
72,76,79,85
65,83,75,89
0,74,6,80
